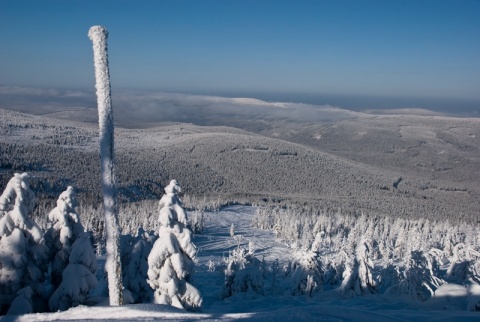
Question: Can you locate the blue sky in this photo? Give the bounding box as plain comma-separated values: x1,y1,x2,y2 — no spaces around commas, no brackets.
1,0,479,110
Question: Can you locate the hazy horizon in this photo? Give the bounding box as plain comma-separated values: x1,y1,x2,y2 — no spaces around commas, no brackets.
1,85,479,127
1,0,479,112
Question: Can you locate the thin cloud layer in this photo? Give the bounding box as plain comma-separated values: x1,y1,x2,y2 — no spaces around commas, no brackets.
113,90,357,127
0,85,97,117
0,86,357,128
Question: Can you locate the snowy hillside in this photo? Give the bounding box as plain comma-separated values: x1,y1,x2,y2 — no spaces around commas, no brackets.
1,206,479,321
1,108,479,222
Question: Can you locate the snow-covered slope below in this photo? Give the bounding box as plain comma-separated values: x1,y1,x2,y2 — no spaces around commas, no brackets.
3,206,479,321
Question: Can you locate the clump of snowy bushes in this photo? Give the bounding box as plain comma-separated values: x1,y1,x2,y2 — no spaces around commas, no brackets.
120,228,156,304
286,249,323,296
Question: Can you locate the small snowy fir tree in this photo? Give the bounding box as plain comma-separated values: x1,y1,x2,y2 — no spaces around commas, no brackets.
288,249,323,296
49,233,98,311
340,238,376,297
44,186,85,290
377,261,401,294
324,249,349,286
7,286,33,315
89,25,123,306
147,180,202,311
188,210,205,235
395,250,444,301
122,228,155,303
0,173,48,314
445,243,480,284
222,246,264,298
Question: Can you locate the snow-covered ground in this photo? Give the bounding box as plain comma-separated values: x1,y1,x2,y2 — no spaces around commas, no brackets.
2,206,480,321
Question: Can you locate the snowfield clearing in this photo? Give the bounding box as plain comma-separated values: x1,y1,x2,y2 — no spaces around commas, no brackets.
2,205,479,321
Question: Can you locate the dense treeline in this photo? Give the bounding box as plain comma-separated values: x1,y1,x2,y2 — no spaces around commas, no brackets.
253,204,479,254
252,204,480,304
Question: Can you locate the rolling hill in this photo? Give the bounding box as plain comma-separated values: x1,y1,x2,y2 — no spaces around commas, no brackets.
1,108,479,221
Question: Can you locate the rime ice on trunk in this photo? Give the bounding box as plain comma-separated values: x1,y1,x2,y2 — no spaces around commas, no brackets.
88,25,123,306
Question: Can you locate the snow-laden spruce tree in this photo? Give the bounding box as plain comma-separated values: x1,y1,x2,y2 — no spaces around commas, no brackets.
323,249,349,286
45,186,98,311
49,233,98,311
147,180,202,310
0,173,48,314
445,243,480,284
288,249,323,296
339,238,376,297
158,180,188,225
377,261,401,294
88,25,123,306
394,250,444,301
222,245,264,299
122,228,155,303
7,286,33,315
44,186,85,289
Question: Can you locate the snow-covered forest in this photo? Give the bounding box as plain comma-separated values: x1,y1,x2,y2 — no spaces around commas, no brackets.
1,167,480,320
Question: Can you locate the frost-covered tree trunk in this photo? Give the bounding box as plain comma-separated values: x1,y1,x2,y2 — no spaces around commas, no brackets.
88,25,123,306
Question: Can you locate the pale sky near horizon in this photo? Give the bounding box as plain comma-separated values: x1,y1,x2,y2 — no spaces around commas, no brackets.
1,0,479,111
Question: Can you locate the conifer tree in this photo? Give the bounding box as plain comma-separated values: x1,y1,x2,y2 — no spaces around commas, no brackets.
396,250,444,301
147,180,202,310
0,173,48,313
340,238,376,297
48,234,98,311
288,249,323,296
7,286,33,315
222,246,264,298
122,228,155,303
44,186,85,289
